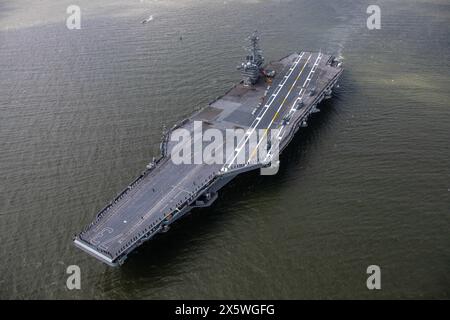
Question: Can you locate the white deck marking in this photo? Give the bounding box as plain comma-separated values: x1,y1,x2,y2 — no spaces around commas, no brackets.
247,53,314,162
263,52,323,163
222,52,307,170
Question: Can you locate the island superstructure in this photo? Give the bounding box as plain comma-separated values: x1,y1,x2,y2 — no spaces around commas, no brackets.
74,31,343,266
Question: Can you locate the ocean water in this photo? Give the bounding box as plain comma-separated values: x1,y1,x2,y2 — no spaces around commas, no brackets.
0,0,449,299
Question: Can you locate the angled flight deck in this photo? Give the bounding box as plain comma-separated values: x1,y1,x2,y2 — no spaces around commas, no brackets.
74,32,343,266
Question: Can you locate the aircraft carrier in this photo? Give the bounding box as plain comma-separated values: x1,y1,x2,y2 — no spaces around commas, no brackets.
74,32,343,266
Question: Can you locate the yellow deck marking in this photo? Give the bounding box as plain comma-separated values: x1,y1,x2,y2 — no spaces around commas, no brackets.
248,54,312,161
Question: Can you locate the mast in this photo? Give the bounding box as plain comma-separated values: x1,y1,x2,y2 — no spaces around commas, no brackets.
238,30,264,86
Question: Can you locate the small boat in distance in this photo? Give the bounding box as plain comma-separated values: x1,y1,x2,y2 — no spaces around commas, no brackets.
141,15,153,24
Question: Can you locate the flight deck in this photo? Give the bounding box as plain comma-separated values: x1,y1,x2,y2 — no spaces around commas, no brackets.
74,32,343,266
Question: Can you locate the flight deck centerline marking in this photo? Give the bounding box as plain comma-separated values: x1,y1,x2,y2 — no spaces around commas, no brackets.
94,127,208,232
246,53,304,128
248,55,312,162
247,53,315,162
91,164,177,233
222,52,307,170
118,168,202,244
113,165,205,245
263,52,323,163
222,52,305,163
267,52,323,159
90,159,176,232
236,53,311,164
119,165,218,242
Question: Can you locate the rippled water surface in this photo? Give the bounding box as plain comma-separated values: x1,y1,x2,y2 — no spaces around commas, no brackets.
0,0,449,299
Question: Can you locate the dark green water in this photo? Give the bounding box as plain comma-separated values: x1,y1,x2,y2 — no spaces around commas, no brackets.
0,0,449,299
